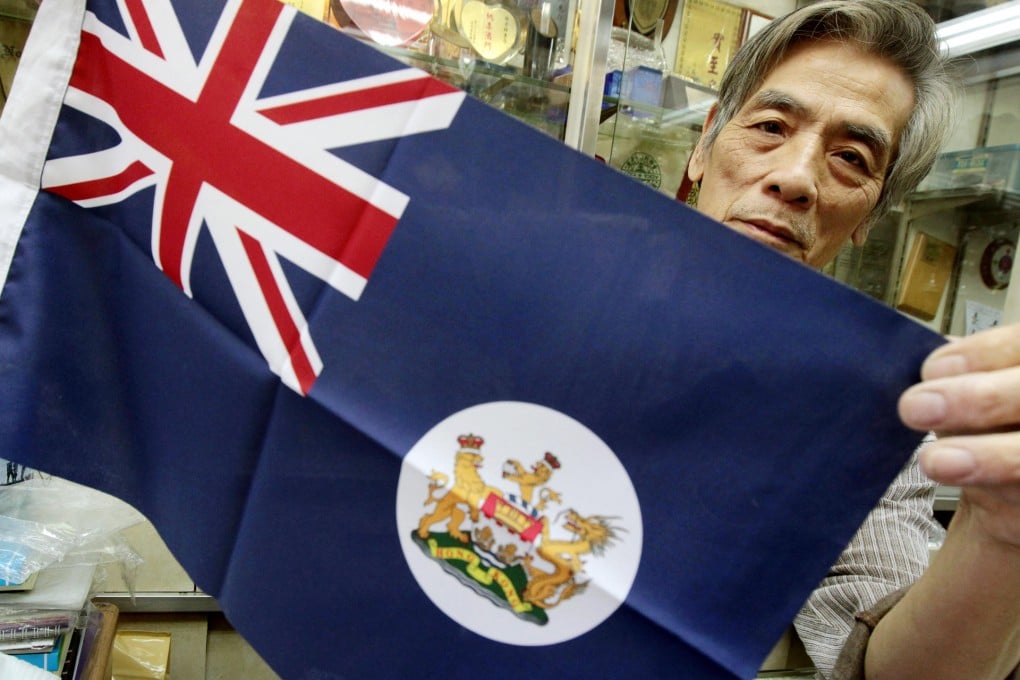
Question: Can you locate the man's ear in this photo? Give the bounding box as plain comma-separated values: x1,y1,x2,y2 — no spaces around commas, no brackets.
850,222,870,247
687,103,719,183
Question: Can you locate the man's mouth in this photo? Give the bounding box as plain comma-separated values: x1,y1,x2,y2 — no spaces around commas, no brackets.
730,219,806,254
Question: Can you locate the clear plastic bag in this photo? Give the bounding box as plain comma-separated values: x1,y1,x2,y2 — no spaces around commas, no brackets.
0,472,145,586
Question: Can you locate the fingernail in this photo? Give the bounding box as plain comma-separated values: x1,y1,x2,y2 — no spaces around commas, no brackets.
923,353,967,379
900,390,947,428
922,447,977,481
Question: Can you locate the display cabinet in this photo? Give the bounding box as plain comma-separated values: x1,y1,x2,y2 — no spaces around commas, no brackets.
827,6,1020,339
833,186,1020,336
297,0,796,169
302,0,618,153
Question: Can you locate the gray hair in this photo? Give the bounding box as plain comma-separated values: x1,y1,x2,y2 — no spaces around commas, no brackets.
702,0,958,227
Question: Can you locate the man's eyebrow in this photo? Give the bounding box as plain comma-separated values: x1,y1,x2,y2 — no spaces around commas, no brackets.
747,89,893,162
844,122,893,163
747,89,805,115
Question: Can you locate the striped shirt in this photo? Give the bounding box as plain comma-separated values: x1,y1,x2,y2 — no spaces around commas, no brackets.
794,437,939,678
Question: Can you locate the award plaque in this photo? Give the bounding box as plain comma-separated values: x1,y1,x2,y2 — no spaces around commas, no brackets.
628,0,678,37
339,0,435,46
431,0,473,49
328,0,354,27
673,0,745,89
457,0,526,64
895,232,957,321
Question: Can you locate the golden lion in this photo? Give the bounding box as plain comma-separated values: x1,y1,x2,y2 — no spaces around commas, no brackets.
502,458,554,505
418,450,502,543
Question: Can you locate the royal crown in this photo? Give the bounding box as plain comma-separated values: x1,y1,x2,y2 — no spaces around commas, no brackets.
457,433,484,451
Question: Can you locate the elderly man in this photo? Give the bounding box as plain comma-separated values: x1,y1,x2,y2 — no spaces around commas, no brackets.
684,1,1020,678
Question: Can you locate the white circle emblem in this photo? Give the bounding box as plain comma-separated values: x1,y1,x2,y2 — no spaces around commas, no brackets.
396,401,643,646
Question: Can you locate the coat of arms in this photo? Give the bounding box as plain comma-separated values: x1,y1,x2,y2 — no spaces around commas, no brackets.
412,433,624,626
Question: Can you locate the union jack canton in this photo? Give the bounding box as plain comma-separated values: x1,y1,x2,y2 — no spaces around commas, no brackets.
41,0,465,395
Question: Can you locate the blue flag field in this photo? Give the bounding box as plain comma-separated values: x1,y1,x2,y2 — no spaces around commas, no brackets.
0,0,942,677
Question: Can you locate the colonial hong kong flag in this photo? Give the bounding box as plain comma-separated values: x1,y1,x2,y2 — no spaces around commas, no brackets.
0,0,942,677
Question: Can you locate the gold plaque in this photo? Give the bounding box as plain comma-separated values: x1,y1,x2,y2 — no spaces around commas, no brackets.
431,0,472,49
673,0,745,90
339,0,435,46
458,0,526,64
629,0,673,36
895,232,957,321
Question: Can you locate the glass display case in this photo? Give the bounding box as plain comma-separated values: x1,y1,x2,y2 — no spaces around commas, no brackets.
825,1,1020,339
292,0,618,153
595,0,794,196
294,0,799,197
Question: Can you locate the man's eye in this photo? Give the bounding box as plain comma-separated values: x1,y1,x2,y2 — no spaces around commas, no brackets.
756,121,783,134
837,150,867,168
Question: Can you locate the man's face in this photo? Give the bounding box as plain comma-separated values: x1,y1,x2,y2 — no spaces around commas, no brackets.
687,40,916,268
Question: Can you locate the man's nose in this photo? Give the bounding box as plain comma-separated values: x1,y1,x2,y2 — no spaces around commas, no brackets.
765,136,821,207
